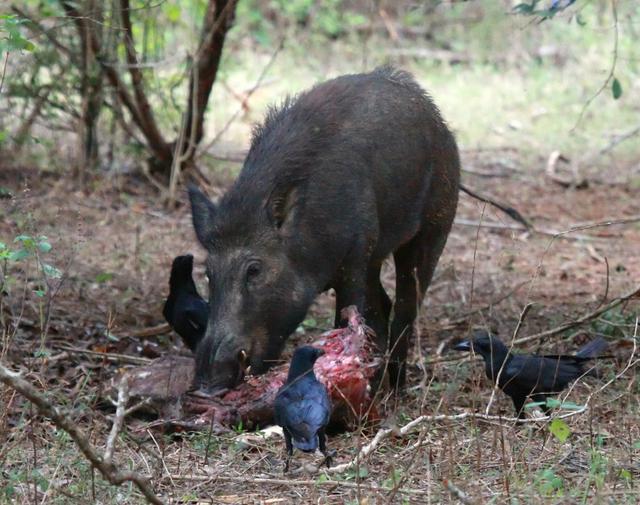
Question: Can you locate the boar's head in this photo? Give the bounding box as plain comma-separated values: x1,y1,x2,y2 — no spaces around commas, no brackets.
187,183,314,393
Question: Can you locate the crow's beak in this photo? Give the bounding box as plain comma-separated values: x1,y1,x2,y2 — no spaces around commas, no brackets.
453,340,471,352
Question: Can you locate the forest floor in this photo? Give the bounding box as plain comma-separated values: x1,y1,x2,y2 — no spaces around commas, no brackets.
1,149,640,504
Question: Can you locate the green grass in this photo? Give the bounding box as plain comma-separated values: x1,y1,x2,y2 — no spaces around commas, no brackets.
199,1,639,178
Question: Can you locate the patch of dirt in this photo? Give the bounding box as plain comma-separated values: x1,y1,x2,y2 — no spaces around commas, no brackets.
1,160,638,503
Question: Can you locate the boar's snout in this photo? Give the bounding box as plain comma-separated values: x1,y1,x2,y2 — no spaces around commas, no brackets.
193,341,250,395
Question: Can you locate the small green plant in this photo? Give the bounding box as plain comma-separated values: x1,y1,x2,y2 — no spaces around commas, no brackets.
382,468,404,489
0,14,36,53
2,234,62,298
536,467,564,497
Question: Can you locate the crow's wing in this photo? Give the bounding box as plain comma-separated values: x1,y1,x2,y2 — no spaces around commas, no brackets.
274,380,330,451
503,355,584,394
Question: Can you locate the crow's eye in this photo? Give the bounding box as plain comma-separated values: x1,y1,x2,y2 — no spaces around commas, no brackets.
246,262,262,283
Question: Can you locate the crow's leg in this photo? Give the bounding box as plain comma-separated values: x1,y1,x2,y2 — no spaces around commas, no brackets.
283,430,293,473
318,429,334,468
511,395,527,420
532,394,550,416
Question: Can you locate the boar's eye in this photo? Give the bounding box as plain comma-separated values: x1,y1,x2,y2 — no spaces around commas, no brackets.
245,261,262,284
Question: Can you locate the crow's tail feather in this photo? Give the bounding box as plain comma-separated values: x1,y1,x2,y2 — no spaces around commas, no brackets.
575,337,609,359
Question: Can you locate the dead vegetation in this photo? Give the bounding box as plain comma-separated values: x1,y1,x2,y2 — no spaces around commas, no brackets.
1,156,639,503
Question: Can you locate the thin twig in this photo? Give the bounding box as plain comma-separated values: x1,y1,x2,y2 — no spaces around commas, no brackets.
598,124,640,156
514,285,640,345
572,0,619,130
455,214,640,240
52,344,151,365
104,376,129,464
0,363,164,505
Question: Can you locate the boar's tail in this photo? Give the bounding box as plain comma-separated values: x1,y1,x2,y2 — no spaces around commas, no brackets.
459,184,532,230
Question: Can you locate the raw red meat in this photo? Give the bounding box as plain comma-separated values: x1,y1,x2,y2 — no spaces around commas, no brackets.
117,307,380,431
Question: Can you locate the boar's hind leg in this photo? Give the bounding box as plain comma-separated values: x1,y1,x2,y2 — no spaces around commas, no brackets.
389,240,420,390
389,223,451,389
364,262,392,352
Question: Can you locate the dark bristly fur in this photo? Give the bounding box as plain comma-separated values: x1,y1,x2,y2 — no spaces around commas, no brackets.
454,331,609,418
188,66,460,392
274,346,332,472
162,255,208,352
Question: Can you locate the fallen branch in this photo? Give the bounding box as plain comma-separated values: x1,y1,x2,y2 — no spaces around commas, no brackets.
459,184,531,229
130,323,171,338
326,409,586,475
599,124,640,156
168,474,428,496
53,344,151,365
514,285,640,345
0,363,164,505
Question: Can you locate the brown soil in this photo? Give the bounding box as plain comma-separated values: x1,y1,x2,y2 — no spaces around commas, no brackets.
1,156,638,504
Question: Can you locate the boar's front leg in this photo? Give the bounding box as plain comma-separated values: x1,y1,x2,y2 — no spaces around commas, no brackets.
363,261,392,351
333,244,371,328
333,268,367,328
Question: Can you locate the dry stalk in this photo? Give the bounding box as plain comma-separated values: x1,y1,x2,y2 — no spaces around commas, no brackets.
515,284,640,345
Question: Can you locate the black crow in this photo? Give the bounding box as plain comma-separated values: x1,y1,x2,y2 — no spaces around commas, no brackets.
162,254,208,352
274,346,332,472
453,331,608,418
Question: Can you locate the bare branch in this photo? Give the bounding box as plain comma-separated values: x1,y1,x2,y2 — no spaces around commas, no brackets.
0,363,164,505
183,0,239,154
119,0,170,159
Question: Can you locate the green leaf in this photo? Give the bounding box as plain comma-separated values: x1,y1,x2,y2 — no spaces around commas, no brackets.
34,289,45,297
316,473,329,484
9,249,30,261
38,241,52,253
14,235,34,246
42,263,62,279
549,419,571,442
620,468,632,481
95,272,114,283
612,78,622,100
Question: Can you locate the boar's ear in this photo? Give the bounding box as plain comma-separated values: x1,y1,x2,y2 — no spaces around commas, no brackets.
188,184,216,245
268,184,300,230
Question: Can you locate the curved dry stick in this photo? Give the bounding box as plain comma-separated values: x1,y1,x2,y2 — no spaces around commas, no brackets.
0,364,164,505
514,285,640,345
